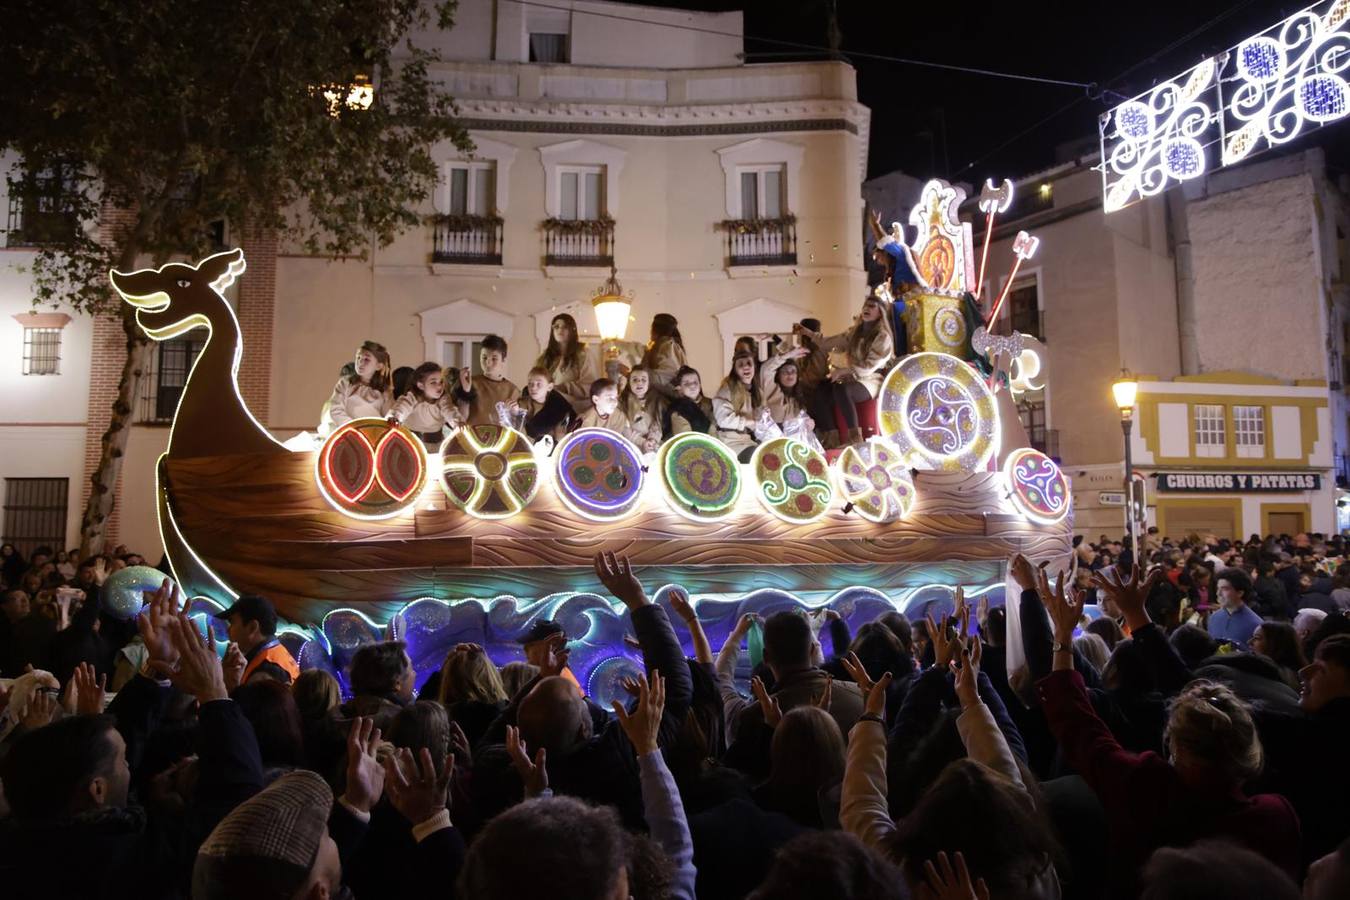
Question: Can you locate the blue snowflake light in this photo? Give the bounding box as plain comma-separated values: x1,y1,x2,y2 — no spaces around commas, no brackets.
1300,75,1349,122
1238,38,1281,82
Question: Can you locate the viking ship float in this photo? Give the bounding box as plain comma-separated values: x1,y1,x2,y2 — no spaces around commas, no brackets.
111,178,1072,699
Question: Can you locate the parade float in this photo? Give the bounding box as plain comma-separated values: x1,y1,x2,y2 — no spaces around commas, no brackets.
111,178,1070,701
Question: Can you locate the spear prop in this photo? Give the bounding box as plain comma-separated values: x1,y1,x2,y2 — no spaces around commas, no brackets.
975,178,1014,303
986,230,1040,329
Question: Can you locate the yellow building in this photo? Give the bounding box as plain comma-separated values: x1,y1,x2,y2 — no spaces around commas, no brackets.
1129,373,1333,538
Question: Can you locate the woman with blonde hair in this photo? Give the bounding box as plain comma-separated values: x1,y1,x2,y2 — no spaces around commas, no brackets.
437,642,509,748
796,295,895,448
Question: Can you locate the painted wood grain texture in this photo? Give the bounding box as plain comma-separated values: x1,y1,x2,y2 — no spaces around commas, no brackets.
163,449,1074,624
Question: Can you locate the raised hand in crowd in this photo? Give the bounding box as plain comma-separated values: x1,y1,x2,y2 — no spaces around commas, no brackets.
918,851,990,900
951,639,983,712
20,688,56,731
1091,562,1163,632
539,633,570,678
1009,552,1039,593
62,661,106,716
751,674,783,727
448,719,473,767
137,577,182,672
384,746,453,826
593,550,650,609
667,587,712,663
342,716,385,815
843,651,892,720
505,724,548,797
926,607,961,669
814,674,834,711
150,613,228,703
613,670,666,755
728,612,760,646
221,643,246,693
1035,567,1083,671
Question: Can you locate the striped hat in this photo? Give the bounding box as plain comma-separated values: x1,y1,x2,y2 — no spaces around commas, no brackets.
192,769,333,900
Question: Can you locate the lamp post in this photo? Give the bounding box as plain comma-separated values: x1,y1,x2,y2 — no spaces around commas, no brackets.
1112,370,1139,563
591,266,632,381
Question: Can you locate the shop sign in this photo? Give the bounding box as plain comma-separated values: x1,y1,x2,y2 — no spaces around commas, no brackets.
1155,472,1321,492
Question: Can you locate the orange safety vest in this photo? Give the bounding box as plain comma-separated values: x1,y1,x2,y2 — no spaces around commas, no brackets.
242,640,300,684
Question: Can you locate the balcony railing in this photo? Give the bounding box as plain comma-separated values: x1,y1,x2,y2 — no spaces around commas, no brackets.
720,217,797,266
6,196,78,248
543,218,614,267
433,214,503,265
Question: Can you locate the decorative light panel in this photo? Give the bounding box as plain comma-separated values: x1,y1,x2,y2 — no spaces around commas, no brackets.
656,432,743,521
751,437,834,524
1101,0,1350,212
1003,447,1071,524
835,438,916,524
552,428,647,521
878,353,999,472
906,179,976,295
315,418,428,519
439,425,541,519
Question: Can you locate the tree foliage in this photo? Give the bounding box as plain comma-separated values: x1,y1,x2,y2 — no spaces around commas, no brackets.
0,0,470,307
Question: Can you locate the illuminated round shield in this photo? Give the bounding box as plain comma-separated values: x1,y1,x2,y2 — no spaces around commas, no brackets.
835,438,916,524
316,418,428,519
656,432,742,521
751,437,833,524
553,428,646,521
1003,447,1071,524
878,352,998,472
439,425,540,519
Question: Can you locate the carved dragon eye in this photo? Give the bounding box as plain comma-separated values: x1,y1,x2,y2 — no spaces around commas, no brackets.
176,279,192,288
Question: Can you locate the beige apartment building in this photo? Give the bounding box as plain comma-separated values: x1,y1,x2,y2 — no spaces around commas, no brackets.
0,0,871,558
868,146,1350,539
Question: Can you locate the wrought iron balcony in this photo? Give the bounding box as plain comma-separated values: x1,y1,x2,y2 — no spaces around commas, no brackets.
719,217,797,267
543,218,614,267
433,214,503,265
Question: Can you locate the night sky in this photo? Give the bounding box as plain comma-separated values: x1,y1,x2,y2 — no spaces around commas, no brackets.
642,0,1340,184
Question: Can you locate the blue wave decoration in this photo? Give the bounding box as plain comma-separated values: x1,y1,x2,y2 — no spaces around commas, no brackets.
186,582,1006,710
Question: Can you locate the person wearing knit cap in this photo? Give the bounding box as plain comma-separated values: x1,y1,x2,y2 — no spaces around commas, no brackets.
193,770,341,900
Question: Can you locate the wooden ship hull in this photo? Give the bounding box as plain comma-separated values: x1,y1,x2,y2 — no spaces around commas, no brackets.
159,447,1072,626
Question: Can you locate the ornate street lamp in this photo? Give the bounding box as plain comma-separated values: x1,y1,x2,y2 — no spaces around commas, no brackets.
1112,370,1139,561
592,266,632,380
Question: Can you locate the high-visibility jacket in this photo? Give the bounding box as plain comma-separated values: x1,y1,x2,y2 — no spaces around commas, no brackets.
243,639,300,684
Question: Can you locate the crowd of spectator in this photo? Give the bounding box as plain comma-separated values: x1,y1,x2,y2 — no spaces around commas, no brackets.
1,538,1350,899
